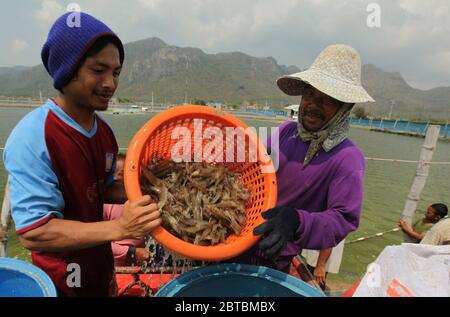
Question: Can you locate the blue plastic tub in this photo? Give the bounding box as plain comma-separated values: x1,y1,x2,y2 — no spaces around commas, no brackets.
155,263,325,297
0,258,57,297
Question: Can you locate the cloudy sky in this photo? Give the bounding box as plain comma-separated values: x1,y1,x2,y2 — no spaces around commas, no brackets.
0,0,449,90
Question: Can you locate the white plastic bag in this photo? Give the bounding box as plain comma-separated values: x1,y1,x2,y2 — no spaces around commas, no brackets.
353,243,450,297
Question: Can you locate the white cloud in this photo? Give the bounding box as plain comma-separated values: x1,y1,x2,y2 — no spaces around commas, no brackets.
398,0,448,17
33,0,64,24
102,0,450,88
1,0,450,88
11,39,28,53
138,0,163,10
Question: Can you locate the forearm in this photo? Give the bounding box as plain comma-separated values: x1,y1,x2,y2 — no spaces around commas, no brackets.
19,218,124,252
104,181,127,204
316,248,332,268
403,228,425,241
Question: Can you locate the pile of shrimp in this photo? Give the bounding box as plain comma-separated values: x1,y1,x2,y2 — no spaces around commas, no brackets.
140,160,252,245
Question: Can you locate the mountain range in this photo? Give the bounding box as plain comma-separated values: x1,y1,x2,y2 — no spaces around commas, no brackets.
0,37,449,119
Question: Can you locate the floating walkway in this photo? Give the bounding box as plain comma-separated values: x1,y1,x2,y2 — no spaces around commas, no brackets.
351,118,450,139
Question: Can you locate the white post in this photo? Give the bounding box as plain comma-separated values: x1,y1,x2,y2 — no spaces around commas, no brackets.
423,122,430,135
0,177,11,257
401,125,441,243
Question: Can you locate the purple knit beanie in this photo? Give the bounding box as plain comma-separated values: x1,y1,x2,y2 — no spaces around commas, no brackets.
41,12,125,90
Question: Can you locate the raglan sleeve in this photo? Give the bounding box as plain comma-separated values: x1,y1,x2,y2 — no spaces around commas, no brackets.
3,118,65,235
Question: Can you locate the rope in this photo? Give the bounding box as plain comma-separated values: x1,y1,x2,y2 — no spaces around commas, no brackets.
365,157,450,165
115,149,450,165
346,228,400,244
1,147,449,165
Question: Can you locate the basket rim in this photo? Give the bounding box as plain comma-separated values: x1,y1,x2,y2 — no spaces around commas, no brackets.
124,105,277,261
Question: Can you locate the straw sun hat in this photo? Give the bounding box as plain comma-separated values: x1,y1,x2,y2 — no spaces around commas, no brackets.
277,44,375,104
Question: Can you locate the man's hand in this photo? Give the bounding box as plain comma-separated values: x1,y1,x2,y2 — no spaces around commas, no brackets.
398,220,425,241
313,265,327,287
253,206,300,260
398,220,411,233
116,195,161,240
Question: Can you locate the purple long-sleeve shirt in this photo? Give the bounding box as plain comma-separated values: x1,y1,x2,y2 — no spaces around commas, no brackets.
233,120,365,272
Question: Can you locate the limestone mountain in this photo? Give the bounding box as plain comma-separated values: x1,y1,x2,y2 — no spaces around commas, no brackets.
360,64,450,119
0,37,449,119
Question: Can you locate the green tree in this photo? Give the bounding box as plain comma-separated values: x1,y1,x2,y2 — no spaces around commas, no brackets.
118,97,132,103
192,98,207,106
227,104,240,110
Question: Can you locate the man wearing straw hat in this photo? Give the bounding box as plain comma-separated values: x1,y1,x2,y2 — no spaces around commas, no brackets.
248,44,375,273
3,12,161,296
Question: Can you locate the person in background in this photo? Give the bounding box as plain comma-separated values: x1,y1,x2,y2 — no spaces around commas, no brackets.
399,203,448,243
420,216,450,246
103,153,150,266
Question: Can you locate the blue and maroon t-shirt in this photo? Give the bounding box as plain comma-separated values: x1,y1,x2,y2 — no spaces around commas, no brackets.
3,99,118,296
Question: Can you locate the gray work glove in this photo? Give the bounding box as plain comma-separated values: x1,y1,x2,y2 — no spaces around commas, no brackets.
253,207,300,260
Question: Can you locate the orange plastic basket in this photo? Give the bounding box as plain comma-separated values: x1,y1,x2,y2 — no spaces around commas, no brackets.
124,105,277,261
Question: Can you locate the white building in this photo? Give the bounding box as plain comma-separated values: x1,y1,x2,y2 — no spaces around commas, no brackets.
207,102,223,110
284,104,300,120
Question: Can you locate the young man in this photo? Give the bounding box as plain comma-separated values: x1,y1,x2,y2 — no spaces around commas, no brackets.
247,45,375,272
399,203,448,243
3,12,161,296
421,217,450,246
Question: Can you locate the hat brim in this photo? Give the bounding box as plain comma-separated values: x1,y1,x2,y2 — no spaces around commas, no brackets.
277,70,375,103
